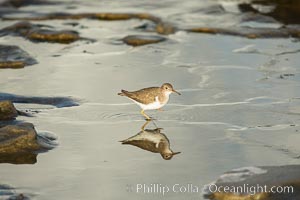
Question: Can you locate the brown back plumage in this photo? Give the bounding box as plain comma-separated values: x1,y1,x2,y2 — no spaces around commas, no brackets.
120,127,180,160
118,87,161,104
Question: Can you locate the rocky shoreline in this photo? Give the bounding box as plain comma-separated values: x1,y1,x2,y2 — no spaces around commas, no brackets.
204,165,300,200
0,0,300,70
0,102,41,165
0,99,64,164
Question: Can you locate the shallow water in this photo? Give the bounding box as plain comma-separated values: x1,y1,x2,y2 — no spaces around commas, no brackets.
0,0,300,199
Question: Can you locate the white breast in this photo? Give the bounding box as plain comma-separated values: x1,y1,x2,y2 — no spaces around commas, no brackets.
131,96,168,110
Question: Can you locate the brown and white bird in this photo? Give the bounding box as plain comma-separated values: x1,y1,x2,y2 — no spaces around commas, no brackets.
120,121,181,160
118,83,181,120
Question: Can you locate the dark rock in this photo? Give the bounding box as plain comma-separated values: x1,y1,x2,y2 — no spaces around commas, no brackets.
133,13,161,23
155,22,176,35
63,22,79,27
0,45,37,68
0,123,40,154
199,4,225,15
0,93,79,108
122,35,166,46
92,13,134,20
204,165,300,200
2,8,300,40
27,29,80,44
0,21,32,35
0,101,18,120
7,193,30,200
187,26,300,38
134,22,156,32
92,12,161,23
238,1,300,25
2,12,175,35
2,12,99,20
0,184,30,200
0,0,56,8
134,21,176,35
0,61,25,68
0,152,37,164
0,123,57,164
0,7,17,17
0,184,14,196
279,73,295,79
3,12,162,22
0,21,81,44
0,123,55,164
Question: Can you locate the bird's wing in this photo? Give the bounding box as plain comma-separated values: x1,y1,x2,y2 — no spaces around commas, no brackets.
122,87,160,104
121,140,159,153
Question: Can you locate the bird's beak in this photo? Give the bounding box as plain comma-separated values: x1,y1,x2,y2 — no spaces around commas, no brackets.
172,89,181,95
172,152,181,155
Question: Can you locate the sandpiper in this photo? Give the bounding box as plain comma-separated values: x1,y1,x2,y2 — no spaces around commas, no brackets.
120,121,181,160
118,83,181,120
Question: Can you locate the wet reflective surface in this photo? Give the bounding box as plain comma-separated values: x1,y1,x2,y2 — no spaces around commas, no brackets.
238,0,300,25
0,0,299,199
203,165,300,200
0,122,57,164
120,121,180,160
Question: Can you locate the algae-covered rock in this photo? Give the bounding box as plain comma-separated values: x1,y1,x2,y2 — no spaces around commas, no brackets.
155,22,176,35
187,26,300,39
0,61,25,68
0,123,40,154
26,29,80,43
122,35,166,46
0,45,37,69
0,152,37,164
0,21,81,44
0,123,58,164
0,101,18,120
0,0,54,8
204,165,300,200
238,0,300,25
0,93,79,108
2,12,175,35
92,13,134,20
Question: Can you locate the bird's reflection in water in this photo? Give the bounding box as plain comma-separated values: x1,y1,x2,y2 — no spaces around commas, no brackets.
120,121,181,160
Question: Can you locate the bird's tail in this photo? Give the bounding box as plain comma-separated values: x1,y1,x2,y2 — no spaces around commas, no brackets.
118,89,128,96
119,139,129,144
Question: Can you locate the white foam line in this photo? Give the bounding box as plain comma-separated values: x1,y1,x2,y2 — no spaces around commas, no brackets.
245,96,290,104
245,96,275,101
53,119,145,125
84,101,249,107
97,51,126,56
178,88,204,92
180,121,245,129
49,119,247,129
188,65,254,73
181,121,228,125
83,98,287,108
168,102,249,107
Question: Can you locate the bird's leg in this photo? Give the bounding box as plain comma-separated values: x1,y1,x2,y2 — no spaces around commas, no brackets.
157,108,163,111
141,120,150,130
141,109,151,121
